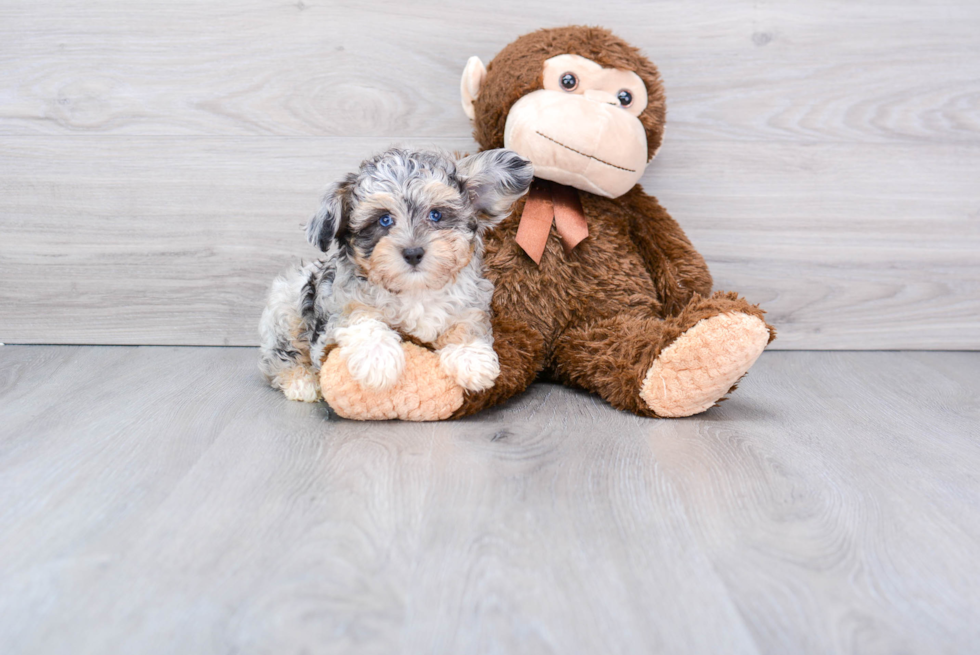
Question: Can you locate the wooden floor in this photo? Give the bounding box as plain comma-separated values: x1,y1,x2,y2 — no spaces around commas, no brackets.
1,346,977,654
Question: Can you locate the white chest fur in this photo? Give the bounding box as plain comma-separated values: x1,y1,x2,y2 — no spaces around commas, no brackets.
387,292,458,342
377,265,493,343
326,257,494,346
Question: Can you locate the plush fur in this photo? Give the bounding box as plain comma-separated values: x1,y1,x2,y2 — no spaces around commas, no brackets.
452,191,775,418
640,311,771,417
472,26,667,161
317,27,776,421
321,341,464,420
259,147,533,402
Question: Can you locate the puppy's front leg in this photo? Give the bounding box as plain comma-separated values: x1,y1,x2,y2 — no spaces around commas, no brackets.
334,317,405,391
436,316,500,392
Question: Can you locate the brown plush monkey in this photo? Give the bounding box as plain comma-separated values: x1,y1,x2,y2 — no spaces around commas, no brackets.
319,26,775,420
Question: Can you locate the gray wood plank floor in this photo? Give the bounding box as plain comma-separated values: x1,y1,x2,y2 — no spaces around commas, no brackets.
2,1,979,349
1,346,978,654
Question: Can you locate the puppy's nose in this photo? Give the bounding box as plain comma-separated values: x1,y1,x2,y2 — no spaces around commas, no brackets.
402,247,425,267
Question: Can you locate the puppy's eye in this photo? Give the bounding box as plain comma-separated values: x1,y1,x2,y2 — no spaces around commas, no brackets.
428,209,442,222
378,214,393,228
560,72,578,91
617,89,633,107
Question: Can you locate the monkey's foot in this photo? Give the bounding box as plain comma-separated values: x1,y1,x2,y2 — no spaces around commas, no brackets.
320,342,464,421
640,312,770,418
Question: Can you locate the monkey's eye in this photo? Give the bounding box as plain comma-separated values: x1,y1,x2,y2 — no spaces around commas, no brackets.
617,90,633,107
559,72,578,91
378,214,393,228
428,209,442,222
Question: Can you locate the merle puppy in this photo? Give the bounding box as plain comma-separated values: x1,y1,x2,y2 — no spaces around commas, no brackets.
259,147,533,402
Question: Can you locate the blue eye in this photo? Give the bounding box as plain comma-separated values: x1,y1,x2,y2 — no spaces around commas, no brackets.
378,214,393,227
428,209,442,222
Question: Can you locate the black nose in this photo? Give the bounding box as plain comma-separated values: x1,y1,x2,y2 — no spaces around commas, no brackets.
402,247,425,266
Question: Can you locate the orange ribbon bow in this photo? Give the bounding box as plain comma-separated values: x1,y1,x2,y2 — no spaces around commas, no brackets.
514,179,589,265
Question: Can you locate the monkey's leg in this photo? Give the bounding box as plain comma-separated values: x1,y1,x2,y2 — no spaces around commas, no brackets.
553,293,774,417
318,315,545,421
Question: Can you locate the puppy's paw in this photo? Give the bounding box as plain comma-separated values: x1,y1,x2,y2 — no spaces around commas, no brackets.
277,368,321,402
438,341,500,392
335,321,405,391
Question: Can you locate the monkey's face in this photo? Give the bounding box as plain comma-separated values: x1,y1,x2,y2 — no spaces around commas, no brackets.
347,181,477,294
503,54,649,198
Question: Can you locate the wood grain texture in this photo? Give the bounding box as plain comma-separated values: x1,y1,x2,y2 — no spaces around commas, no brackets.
0,346,978,654
1,1,977,143
649,351,980,653
1,137,977,347
0,0,978,348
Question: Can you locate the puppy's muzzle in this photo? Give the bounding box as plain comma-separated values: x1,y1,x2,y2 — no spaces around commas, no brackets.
402,247,425,267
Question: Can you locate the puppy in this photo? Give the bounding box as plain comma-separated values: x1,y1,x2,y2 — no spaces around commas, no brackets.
259,147,533,402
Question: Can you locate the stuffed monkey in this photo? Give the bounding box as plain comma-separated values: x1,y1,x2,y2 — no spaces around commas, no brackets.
319,26,775,420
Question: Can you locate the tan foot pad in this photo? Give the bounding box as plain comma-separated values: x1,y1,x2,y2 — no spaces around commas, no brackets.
320,342,464,421
640,312,770,418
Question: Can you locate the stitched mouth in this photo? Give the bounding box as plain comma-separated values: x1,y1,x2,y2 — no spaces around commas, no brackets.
534,131,636,173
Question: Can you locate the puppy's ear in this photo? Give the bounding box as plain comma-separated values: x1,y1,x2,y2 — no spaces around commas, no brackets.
306,175,354,251
456,149,534,225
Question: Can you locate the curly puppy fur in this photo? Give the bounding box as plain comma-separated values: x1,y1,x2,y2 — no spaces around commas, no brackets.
259,147,533,401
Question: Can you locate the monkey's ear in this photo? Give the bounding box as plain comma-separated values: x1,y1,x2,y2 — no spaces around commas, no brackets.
457,149,534,224
306,177,352,251
460,56,487,121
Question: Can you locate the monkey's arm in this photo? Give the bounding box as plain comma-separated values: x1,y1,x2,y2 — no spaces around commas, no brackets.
624,186,714,316
317,312,543,421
